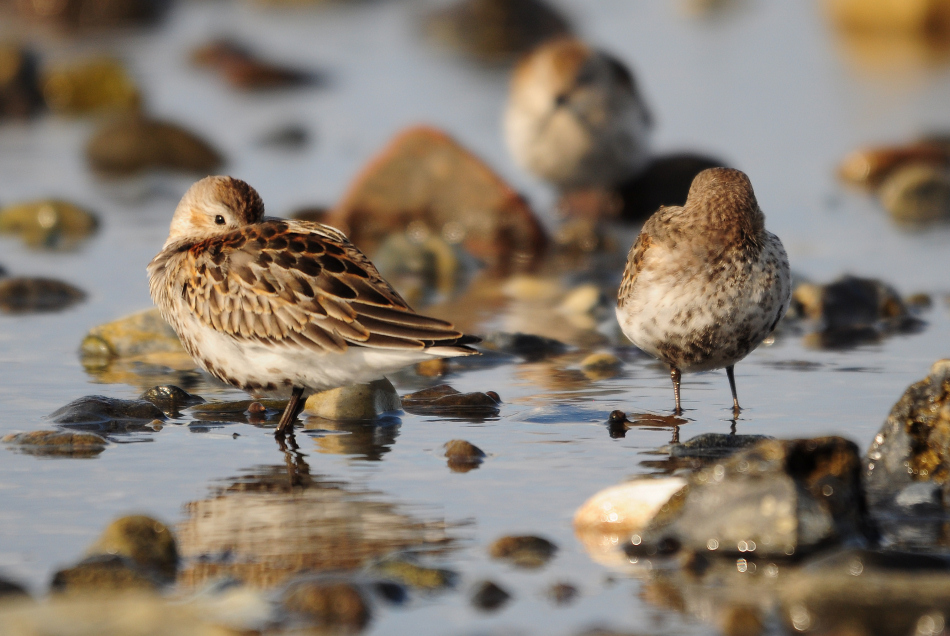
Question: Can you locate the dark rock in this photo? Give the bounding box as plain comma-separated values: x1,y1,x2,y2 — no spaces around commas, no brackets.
371,580,407,604
191,39,323,91
0,277,85,313
8,0,167,29
87,515,178,580
0,576,28,599
607,410,687,440
86,115,224,176
256,124,310,150
282,579,371,629
480,331,566,361
0,200,98,249
3,430,107,458
0,45,43,120
443,439,485,472
141,385,204,414
401,384,500,419
546,582,578,605
879,162,950,224
471,580,510,611
328,126,546,274
50,554,162,593
632,437,875,559
49,395,165,435
663,433,774,460
42,57,140,115
289,206,330,223
425,0,572,65
489,535,557,568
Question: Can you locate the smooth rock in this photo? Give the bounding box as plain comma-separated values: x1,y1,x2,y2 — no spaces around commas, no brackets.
255,124,309,150
303,379,401,420
50,554,162,593
502,274,564,302
281,579,371,629
615,153,727,222
0,277,85,314
3,430,107,458
42,58,140,115
0,577,28,600
425,0,572,64
662,433,774,461
401,384,501,419
879,162,950,223
824,0,950,34
558,284,607,315
328,126,546,274
633,437,875,559
86,515,178,580
415,358,449,377
865,360,950,507
581,352,622,380
80,308,187,360
0,45,42,120
49,395,165,435
370,231,463,301
471,580,510,611
837,141,950,189
9,0,166,29
574,478,688,538
374,559,456,590
141,385,205,413
86,115,224,176
546,582,578,605
0,200,98,249
444,439,485,472
488,535,557,568
191,39,321,91
480,331,566,361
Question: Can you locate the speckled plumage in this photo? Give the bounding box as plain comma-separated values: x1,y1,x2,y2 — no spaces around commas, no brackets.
616,167,790,414
148,176,478,433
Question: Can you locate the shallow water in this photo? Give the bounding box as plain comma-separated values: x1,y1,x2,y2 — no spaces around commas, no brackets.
1,0,950,633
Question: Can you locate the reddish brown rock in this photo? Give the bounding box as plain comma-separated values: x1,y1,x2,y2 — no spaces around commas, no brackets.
190,39,320,91
6,0,166,29
328,126,546,274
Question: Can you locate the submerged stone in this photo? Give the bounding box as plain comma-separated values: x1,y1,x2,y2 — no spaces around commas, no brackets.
0,200,98,249
3,430,107,458
470,580,510,611
480,331,566,361
373,559,456,591
0,278,85,314
401,384,501,418
444,439,485,472
546,582,578,605
141,385,205,413
49,395,165,435
281,579,371,630
303,379,401,420
86,515,178,580
488,535,557,568
80,308,187,361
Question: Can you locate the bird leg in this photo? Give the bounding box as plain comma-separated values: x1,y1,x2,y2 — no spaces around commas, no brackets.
726,365,741,417
275,386,306,437
670,366,682,415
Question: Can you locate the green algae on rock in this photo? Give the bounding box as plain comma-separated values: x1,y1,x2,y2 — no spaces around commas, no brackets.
81,308,187,361
0,200,98,249
2,430,107,458
488,535,557,568
373,558,456,591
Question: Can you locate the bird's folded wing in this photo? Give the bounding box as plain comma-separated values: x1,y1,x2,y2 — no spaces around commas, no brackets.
182,220,472,353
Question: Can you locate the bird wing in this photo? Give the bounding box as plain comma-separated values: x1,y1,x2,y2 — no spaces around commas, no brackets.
181,219,475,353
617,205,685,308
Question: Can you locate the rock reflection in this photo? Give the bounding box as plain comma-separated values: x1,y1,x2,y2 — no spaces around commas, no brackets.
177,441,452,589
304,416,401,461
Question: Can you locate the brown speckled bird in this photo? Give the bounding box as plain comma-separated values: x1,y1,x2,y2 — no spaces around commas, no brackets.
616,167,790,416
147,176,479,436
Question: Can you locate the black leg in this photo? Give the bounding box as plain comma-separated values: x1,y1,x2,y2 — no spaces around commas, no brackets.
670,367,682,415
275,386,305,437
726,365,741,417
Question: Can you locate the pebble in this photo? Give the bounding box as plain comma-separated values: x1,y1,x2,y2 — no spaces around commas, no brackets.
304,378,401,420
0,200,98,249
86,515,178,581
374,559,456,591
480,332,566,361
580,352,622,380
558,284,607,316
42,58,140,115
190,39,321,91
878,162,950,224
255,124,310,151
444,439,486,472
0,577,28,600
51,554,162,594
425,0,572,64
140,385,205,414
488,535,557,568
2,430,108,458
10,0,165,28
470,580,511,611
328,126,547,274
546,582,578,605
0,278,85,314
49,395,166,435
86,115,224,176
80,308,187,361
573,478,687,538
281,579,371,630
837,142,950,189
371,231,463,301
0,45,43,120
401,384,501,418
502,275,564,302
825,0,950,34
415,358,449,377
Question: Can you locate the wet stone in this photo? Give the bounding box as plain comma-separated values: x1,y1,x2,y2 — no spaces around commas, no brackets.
373,558,456,591
489,535,557,568
191,39,322,91
304,378,401,421
85,115,224,176
580,352,622,380
3,430,107,458
50,554,162,594
0,200,98,249
633,436,875,559
837,141,950,190
444,439,485,472
86,515,178,580
42,58,140,116
471,580,511,611
371,231,465,303
281,579,371,630
0,45,43,120
616,153,727,222
480,331,567,361
140,385,204,414
546,582,578,605
662,433,774,462
425,0,572,65
10,0,167,29
0,576,28,600
401,384,501,418
0,278,85,314
49,395,166,435
81,308,186,361
256,124,310,150
879,162,950,224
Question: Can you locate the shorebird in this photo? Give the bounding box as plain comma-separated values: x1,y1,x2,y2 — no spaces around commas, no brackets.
616,168,790,416
148,176,479,436
504,37,652,191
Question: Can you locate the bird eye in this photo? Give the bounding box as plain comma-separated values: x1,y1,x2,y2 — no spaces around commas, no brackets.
214,215,226,225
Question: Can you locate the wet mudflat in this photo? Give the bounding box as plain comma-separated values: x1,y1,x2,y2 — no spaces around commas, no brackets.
2,1,950,634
